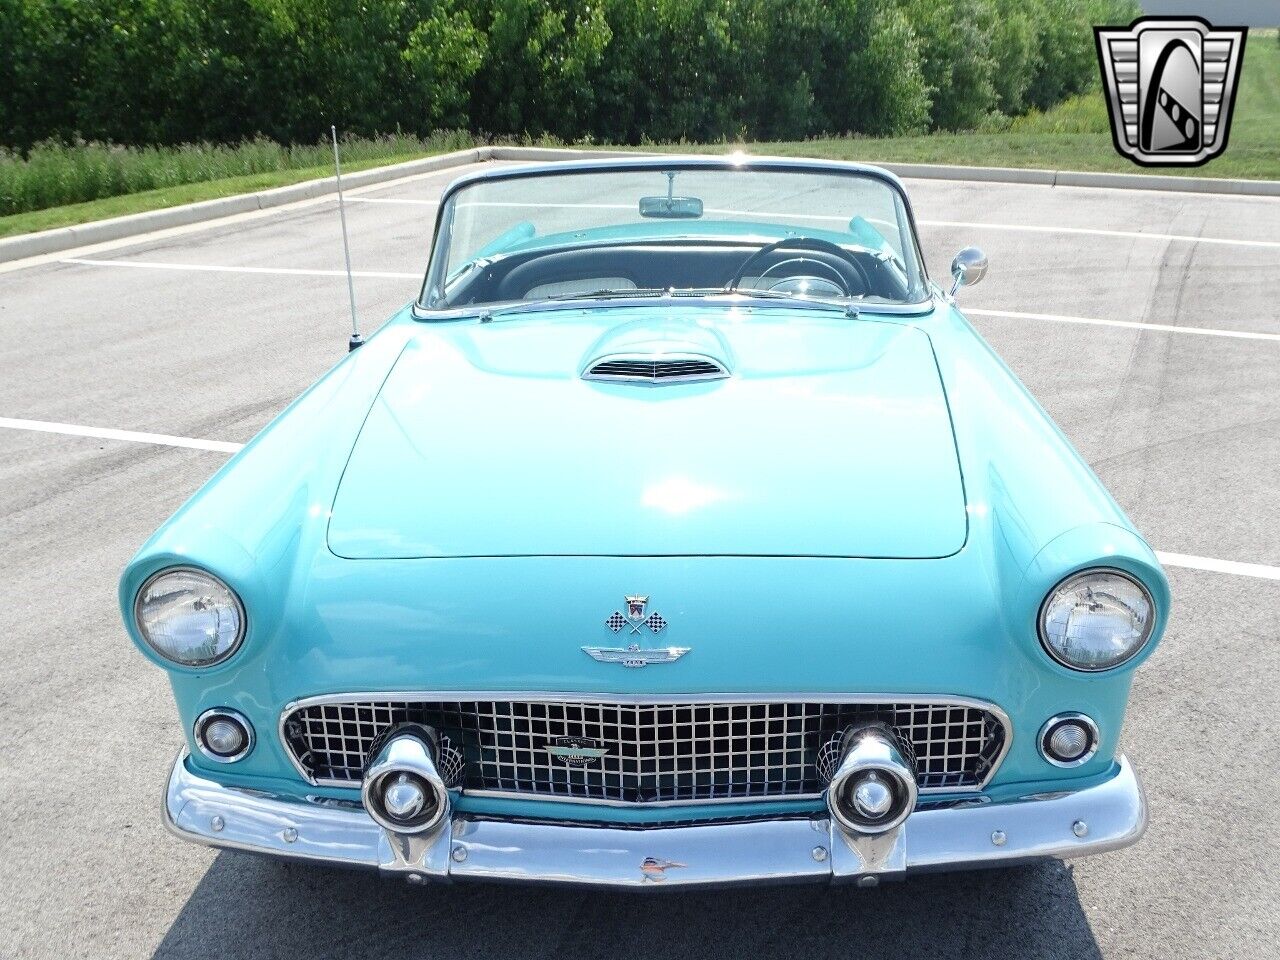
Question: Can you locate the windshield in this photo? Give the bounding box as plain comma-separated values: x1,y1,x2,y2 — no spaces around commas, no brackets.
420,164,929,312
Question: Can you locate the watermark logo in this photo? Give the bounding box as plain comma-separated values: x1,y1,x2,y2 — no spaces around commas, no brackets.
1095,17,1247,167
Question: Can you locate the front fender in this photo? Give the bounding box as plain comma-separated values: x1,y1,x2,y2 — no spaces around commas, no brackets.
118,314,415,674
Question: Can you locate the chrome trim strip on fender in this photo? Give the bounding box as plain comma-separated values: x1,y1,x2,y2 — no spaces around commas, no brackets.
163,750,1147,887
276,691,1014,794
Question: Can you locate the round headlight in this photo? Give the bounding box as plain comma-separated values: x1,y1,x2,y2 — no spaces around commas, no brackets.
1039,569,1155,671
134,567,245,666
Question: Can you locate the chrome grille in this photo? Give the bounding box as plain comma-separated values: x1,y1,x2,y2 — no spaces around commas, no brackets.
584,357,728,383
283,696,1007,802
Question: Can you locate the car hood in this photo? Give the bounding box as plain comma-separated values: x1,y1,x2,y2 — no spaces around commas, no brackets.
327,309,967,559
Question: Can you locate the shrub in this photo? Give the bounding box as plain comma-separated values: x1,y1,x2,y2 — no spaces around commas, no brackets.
0,132,474,216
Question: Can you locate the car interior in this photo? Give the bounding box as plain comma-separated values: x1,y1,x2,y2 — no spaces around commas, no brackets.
442,238,915,306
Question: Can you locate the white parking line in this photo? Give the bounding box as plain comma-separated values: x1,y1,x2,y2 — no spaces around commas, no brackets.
920,219,1280,249
347,197,439,206
343,198,1280,248
342,196,1280,248
0,161,491,276
53,258,1280,342
50,257,1280,341
965,308,1280,342
1156,552,1280,581
0,417,244,453
61,257,419,280
4,416,1279,581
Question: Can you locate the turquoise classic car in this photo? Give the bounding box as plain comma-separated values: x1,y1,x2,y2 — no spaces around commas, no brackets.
122,156,1167,887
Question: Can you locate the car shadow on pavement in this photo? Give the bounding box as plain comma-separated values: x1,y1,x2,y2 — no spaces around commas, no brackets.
152,851,1103,960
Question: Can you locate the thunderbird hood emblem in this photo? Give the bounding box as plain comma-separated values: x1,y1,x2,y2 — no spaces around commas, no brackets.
584,596,689,667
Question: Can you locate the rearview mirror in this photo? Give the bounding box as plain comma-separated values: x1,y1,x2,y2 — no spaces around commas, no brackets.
949,247,988,296
639,195,704,219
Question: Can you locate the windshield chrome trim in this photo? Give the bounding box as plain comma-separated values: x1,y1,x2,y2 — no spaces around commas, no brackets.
411,293,936,323
416,155,933,312
438,154,914,197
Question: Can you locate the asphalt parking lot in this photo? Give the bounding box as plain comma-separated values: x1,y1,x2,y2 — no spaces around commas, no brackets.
2,158,1278,959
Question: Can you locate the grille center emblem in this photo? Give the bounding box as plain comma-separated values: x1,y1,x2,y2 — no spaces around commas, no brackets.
584,595,690,667
545,737,609,767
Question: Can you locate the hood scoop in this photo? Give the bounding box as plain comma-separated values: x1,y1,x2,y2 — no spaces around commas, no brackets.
580,318,733,385
584,354,728,384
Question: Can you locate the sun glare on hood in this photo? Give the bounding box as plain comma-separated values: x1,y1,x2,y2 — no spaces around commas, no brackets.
641,475,735,516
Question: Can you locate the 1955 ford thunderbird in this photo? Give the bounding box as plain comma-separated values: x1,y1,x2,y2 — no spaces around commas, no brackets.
121,157,1167,887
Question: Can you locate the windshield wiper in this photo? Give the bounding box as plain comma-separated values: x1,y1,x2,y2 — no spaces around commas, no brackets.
480,286,864,320
543,287,673,301
707,287,863,315
543,287,856,308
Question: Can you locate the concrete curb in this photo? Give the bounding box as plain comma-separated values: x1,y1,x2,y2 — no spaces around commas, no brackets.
498,149,1280,196
3,145,1277,263
488,146,654,162
1048,167,1280,195
860,162,1057,187
882,160,1280,196
0,147,489,263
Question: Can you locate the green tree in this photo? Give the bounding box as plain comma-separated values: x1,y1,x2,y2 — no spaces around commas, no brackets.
403,3,488,130
466,0,611,138
987,0,1038,115
817,0,930,137
0,0,1139,149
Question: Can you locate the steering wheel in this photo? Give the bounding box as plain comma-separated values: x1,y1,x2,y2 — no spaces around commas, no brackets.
758,256,849,296
727,237,872,297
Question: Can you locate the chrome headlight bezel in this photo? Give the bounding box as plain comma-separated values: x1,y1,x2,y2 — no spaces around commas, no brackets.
133,566,247,667
1037,567,1156,672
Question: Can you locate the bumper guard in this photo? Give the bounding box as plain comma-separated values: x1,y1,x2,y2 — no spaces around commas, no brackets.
163,750,1146,887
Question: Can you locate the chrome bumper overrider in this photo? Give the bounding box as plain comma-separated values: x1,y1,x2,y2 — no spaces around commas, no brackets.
163,751,1147,887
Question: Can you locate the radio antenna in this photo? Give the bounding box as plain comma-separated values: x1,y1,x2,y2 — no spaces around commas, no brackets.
331,125,363,351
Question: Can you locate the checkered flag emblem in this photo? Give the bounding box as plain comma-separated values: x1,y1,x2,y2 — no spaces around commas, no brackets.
605,596,667,634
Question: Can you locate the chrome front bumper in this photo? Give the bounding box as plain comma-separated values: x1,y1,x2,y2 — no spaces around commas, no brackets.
163,751,1147,887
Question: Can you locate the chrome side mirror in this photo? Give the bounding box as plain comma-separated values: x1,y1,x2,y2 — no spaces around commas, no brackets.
949,247,988,297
